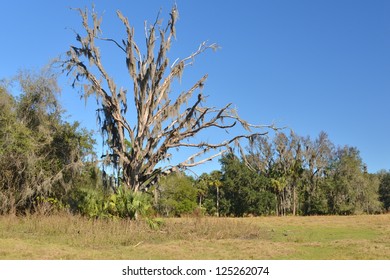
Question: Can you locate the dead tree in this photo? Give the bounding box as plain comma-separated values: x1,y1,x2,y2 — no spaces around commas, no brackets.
62,6,275,192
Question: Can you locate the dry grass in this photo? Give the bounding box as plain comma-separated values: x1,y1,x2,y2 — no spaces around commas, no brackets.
0,214,389,259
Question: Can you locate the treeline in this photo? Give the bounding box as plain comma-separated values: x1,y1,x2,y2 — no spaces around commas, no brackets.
185,132,390,217
1,71,390,218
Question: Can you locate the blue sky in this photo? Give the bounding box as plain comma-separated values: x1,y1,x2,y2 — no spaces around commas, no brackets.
1,0,390,174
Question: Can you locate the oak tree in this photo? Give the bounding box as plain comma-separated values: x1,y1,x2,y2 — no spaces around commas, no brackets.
63,6,274,192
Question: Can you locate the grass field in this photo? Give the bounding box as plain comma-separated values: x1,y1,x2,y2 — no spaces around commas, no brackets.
0,214,389,259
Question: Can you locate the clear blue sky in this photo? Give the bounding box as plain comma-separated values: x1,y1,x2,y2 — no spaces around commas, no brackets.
1,0,389,174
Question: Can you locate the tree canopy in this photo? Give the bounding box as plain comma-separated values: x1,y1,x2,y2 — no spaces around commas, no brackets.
0,70,96,214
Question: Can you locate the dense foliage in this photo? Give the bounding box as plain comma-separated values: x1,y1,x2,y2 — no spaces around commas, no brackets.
156,173,198,217
193,132,385,216
0,70,96,214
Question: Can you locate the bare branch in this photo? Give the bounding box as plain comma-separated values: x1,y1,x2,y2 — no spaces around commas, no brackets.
98,37,126,53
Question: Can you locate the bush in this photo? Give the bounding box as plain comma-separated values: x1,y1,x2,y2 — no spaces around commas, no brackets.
157,173,198,217
67,185,156,221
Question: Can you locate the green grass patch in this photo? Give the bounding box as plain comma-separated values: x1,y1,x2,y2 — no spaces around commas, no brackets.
0,214,389,259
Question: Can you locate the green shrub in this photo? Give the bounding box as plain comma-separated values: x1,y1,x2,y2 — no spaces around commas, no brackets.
67,185,157,223
109,186,154,219
157,173,198,217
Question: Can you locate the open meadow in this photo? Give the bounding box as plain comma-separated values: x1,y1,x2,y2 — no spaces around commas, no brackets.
0,214,389,260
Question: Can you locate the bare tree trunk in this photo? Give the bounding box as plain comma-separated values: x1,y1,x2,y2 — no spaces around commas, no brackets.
293,185,297,216
216,186,220,217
